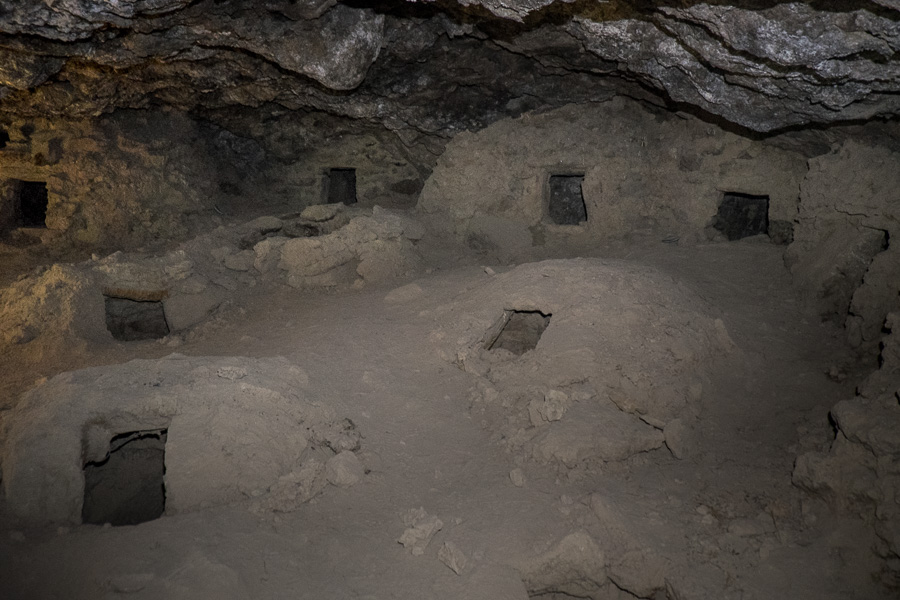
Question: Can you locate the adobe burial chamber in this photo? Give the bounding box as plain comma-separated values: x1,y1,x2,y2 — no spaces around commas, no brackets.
0,355,361,524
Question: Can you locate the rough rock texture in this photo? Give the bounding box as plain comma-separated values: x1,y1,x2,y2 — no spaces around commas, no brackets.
787,140,900,350
3,1,900,132
0,355,362,524
0,108,436,254
429,259,730,473
0,111,233,248
793,313,900,589
278,206,424,288
419,97,805,254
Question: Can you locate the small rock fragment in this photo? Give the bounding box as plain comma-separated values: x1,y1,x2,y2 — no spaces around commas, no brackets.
398,507,444,556
664,418,687,459
301,203,342,222
224,250,255,271
509,467,526,487
438,541,468,575
528,390,570,426
325,451,364,487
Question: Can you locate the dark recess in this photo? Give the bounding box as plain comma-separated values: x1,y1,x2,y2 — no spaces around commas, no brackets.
714,192,769,241
548,175,587,225
327,168,358,205
486,309,552,355
105,297,170,341
16,181,49,228
83,429,167,526
0,130,9,149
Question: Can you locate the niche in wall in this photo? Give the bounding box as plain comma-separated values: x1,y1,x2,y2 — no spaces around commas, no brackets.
12,180,49,228
547,174,587,225
326,168,358,205
714,192,769,241
0,129,9,149
82,429,167,526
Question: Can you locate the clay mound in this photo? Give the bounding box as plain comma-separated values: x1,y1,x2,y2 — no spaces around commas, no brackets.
429,258,734,471
0,354,362,525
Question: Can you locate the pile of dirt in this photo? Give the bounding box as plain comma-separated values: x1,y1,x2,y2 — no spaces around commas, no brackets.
0,355,363,525
427,258,734,475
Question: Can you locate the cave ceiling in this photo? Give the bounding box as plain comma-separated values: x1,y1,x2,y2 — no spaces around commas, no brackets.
1,0,899,136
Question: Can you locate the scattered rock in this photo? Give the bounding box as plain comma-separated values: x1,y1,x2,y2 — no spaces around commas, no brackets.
384,283,424,304
223,250,255,272
438,541,468,575
325,451,364,487
509,467,526,487
398,507,444,556
301,203,343,222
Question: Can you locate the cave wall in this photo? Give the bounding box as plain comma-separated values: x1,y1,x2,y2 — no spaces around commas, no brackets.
207,109,437,213
788,140,900,350
418,97,806,256
0,107,437,251
0,110,226,248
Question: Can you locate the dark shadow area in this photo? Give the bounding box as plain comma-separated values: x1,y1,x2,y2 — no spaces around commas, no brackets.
547,175,587,225
105,296,170,341
714,192,769,241
16,181,48,228
327,168,358,205
83,429,167,526
485,309,552,355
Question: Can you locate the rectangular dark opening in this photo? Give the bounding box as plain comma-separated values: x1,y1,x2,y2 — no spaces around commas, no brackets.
484,309,552,356
105,296,170,341
547,175,587,225
714,192,769,241
16,181,48,228
83,429,167,526
327,168,358,205
0,130,9,149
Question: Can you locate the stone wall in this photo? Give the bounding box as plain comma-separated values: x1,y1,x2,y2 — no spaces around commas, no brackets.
418,97,807,255
0,110,228,248
0,108,436,254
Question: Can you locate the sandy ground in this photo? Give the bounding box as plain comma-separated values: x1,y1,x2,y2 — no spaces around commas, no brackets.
0,238,886,599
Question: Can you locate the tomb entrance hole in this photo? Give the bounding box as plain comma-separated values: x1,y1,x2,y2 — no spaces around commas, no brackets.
82,429,167,526
485,309,552,355
15,180,49,228
326,168,358,205
104,295,170,341
714,192,769,241
547,175,587,225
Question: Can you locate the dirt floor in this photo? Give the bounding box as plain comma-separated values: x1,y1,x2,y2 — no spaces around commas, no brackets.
0,234,887,599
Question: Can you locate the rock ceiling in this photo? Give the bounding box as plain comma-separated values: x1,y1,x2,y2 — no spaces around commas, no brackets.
1,0,899,134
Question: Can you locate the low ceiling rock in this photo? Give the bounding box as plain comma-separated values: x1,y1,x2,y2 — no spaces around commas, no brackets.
0,0,899,133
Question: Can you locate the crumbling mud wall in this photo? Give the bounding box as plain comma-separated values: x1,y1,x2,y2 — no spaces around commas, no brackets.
418,97,806,256
787,140,900,352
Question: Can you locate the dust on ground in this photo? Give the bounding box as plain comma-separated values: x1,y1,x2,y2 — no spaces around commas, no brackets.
0,232,890,599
